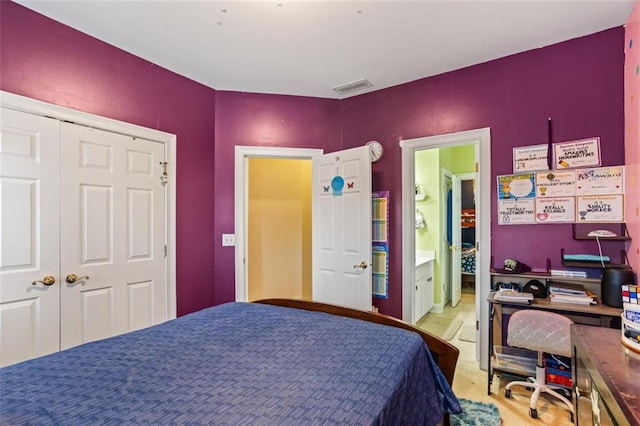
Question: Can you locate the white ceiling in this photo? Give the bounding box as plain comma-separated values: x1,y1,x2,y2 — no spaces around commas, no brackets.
16,0,635,99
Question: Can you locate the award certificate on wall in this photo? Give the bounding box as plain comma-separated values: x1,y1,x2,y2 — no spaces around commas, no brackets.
535,197,576,223
553,137,601,169
575,166,625,195
497,173,536,200
535,171,576,197
513,144,549,172
498,199,535,225
577,194,624,222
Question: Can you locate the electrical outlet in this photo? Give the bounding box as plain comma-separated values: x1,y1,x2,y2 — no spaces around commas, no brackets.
222,234,235,246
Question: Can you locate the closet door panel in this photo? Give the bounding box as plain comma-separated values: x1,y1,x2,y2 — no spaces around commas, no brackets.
0,108,60,367
60,123,166,350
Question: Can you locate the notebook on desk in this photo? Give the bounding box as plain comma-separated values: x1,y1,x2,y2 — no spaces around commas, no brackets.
548,281,588,295
494,290,534,304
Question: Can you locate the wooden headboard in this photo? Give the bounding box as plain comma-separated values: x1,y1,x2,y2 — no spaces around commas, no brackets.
254,298,460,386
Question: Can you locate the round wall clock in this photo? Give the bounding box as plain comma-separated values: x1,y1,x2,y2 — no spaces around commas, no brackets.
366,140,383,162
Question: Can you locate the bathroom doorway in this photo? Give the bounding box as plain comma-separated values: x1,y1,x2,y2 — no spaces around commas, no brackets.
400,127,491,370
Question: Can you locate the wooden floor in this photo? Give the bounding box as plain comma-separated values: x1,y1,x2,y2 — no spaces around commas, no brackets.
417,290,573,425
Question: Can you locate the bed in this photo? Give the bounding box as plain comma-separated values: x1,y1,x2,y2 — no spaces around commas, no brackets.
0,299,461,425
461,245,476,275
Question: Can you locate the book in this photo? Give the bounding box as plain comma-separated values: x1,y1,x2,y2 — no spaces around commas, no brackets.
550,286,597,305
549,281,588,296
495,290,534,304
550,294,596,305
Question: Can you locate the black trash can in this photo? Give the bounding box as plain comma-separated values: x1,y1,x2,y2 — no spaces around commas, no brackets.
601,268,635,308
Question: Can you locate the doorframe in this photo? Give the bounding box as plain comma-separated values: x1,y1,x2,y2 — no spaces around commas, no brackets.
0,91,178,319
234,146,323,302
400,127,491,370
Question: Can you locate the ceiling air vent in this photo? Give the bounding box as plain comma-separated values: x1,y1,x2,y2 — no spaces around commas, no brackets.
332,79,373,95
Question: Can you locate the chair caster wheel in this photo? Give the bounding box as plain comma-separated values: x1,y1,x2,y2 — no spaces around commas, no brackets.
529,408,538,419
505,389,512,399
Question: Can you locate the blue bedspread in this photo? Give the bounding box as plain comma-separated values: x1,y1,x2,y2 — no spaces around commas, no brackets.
1,302,460,425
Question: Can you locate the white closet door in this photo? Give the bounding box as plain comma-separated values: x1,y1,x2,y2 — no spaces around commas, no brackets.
60,123,167,350
0,108,60,367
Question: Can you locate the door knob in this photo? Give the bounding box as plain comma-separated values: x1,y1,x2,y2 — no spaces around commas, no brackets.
353,261,368,270
32,275,56,286
66,274,90,284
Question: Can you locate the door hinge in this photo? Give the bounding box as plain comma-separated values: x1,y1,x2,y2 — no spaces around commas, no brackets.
159,161,168,186
476,320,479,330
164,245,167,257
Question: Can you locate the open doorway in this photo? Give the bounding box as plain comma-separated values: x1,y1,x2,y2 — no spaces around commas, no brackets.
447,171,477,308
400,128,491,370
234,146,322,302
234,145,373,312
459,176,477,295
246,157,312,301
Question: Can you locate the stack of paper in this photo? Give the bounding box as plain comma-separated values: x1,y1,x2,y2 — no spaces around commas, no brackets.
495,290,534,304
549,282,596,305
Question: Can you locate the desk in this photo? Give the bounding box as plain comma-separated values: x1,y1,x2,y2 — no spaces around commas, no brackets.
572,325,640,425
487,292,622,395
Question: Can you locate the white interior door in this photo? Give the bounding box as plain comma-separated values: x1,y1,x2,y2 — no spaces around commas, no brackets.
60,123,167,350
450,175,462,307
0,109,60,367
312,146,372,311
441,174,452,307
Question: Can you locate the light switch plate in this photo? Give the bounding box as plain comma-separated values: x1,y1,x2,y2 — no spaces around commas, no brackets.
222,234,235,246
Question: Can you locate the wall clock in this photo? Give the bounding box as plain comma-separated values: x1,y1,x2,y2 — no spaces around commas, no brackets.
366,140,383,162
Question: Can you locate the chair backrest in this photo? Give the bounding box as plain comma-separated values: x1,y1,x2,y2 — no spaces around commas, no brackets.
506,310,574,357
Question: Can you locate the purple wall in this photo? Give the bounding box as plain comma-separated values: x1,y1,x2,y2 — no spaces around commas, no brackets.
0,1,218,316
341,28,625,317
1,1,625,319
212,92,342,304
0,1,343,315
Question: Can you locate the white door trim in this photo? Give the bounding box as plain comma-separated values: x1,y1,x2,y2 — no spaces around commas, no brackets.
400,127,491,370
234,146,323,302
0,91,178,319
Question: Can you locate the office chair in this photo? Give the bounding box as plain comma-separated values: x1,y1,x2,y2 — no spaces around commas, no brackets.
504,309,575,421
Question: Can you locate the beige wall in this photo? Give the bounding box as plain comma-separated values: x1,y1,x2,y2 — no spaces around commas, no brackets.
247,158,312,301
